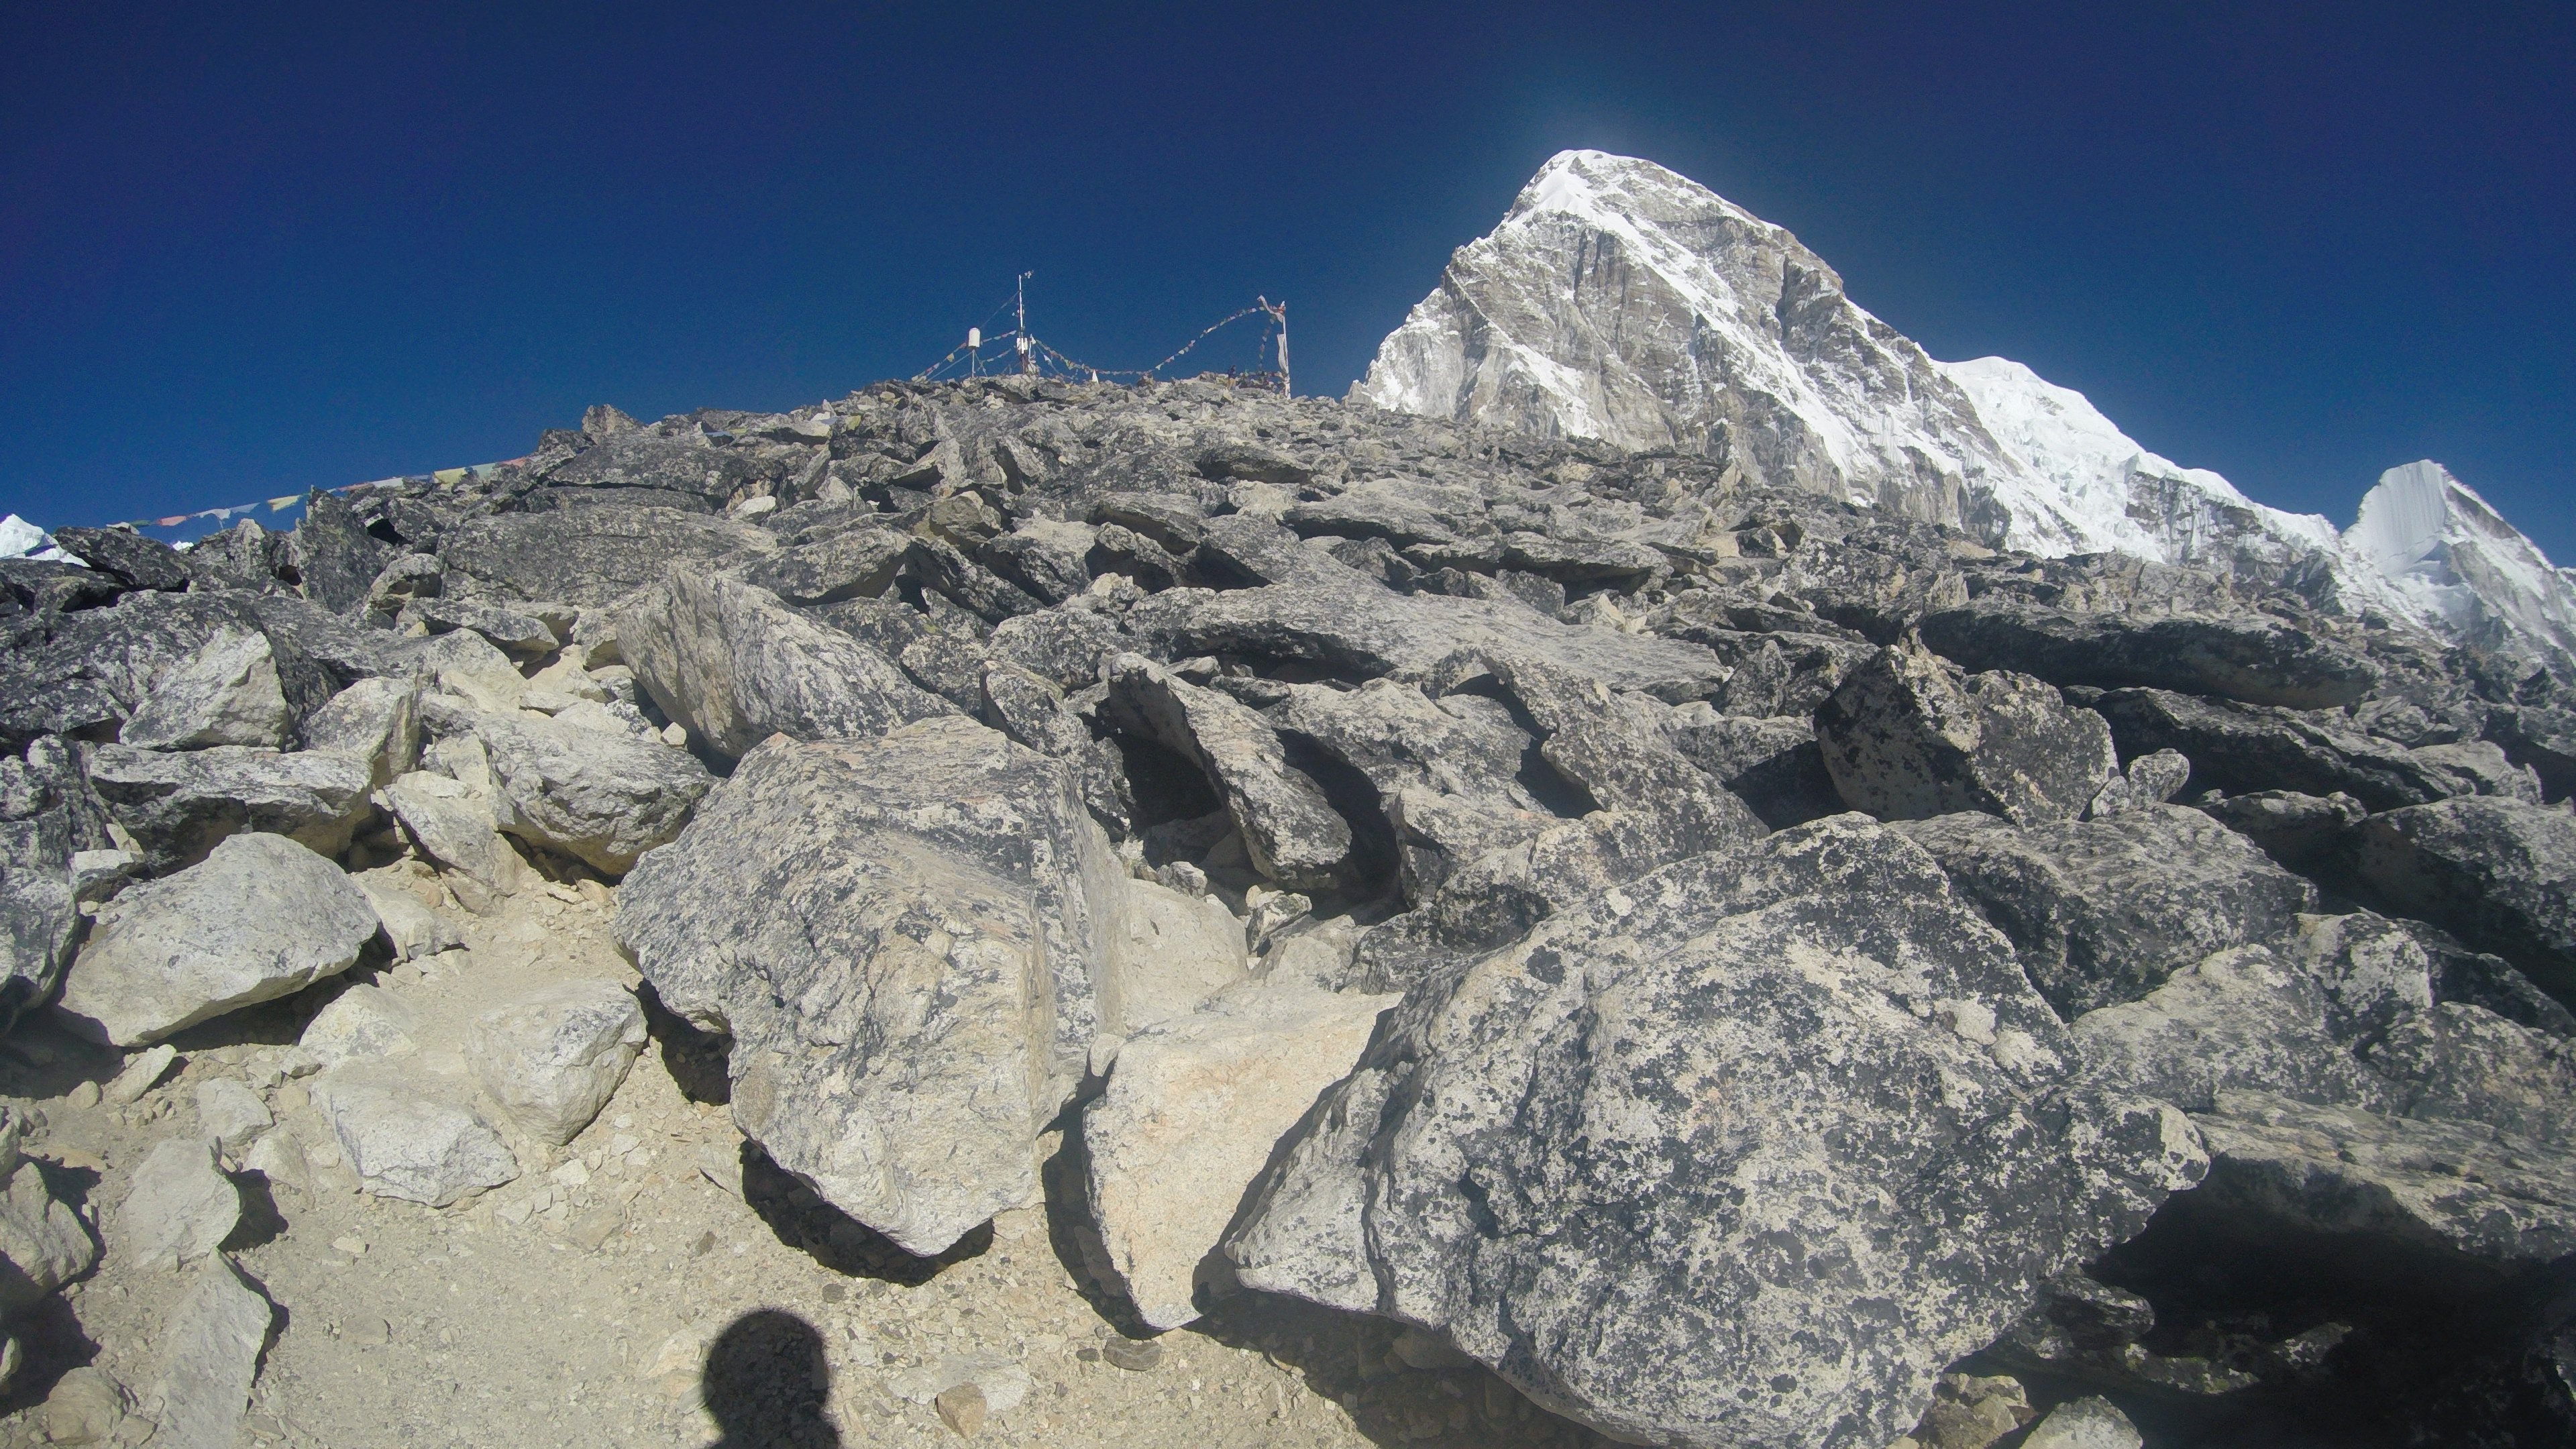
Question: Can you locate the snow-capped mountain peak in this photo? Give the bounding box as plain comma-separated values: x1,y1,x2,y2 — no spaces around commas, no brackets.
1356,148,2569,670
2348,460,2576,661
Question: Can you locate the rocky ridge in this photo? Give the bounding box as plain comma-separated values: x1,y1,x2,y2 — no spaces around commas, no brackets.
0,362,2562,1448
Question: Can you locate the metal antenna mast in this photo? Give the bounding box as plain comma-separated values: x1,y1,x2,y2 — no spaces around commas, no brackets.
1016,271,1034,375
1258,297,1291,397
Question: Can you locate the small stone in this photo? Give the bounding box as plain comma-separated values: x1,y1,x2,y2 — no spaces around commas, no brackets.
2021,1396,2143,1449
329,1236,367,1258
103,1046,179,1106
567,1205,623,1251
238,1132,305,1192
466,980,646,1146
311,1063,519,1208
66,1081,101,1110
1101,1336,1165,1372
934,1383,987,1436
193,1079,272,1158
346,1317,390,1347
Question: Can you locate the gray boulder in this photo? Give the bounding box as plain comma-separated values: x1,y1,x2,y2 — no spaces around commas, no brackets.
373,771,525,910
1104,656,1352,892
1916,602,2381,708
735,526,908,605
286,490,389,616
616,718,1118,1254
348,870,463,963
2090,688,2487,812
400,598,556,655
466,979,646,1145
616,569,954,757
0,1106,97,1310
2020,1397,2142,1449
2082,747,2191,820
1815,637,2116,825
0,738,114,1027
1123,567,1727,700
1084,981,1397,1330
52,527,190,593
115,1138,239,1271
1898,806,2318,1017
2198,788,2367,870
294,982,420,1069
115,627,289,751
85,743,373,875
146,1256,274,1449
58,833,379,1046
2351,796,2576,1003
312,1062,519,1207
299,677,422,790
1666,708,1842,829
441,505,776,606
1277,678,1548,902
194,1079,272,1159
2190,1089,2576,1274
1231,816,2207,1449
429,700,712,873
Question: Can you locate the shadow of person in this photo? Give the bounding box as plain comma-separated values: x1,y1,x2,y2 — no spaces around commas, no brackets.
702,1309,843,1449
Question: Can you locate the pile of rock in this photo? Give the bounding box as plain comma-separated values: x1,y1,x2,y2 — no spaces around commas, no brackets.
0,373,2569,1445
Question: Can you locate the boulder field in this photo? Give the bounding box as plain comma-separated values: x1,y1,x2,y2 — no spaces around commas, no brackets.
0,375,2567,1447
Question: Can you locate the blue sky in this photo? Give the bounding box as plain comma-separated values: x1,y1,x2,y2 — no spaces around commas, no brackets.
5,2,2571,557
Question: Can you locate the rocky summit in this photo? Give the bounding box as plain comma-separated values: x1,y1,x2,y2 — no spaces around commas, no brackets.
0,170,2569,1449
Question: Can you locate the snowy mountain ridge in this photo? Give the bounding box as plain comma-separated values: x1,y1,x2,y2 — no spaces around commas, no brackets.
1356,149,2573,670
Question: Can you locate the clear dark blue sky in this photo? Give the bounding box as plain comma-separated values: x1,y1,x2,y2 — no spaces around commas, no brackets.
5,3,2571,557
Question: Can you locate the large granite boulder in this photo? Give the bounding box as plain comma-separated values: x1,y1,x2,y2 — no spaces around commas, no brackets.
2351,796,2576,1004
0,738,113,1027
424,700,712,874
2089,688,2491,811
1083,980,1397,1330
615,570,954,757
1898,806,2318,1018
85,744,374,875
115,627,289,751
441,506,776,606
1230,816,2206,1449
616,718,1120,1254
1276,676,1550,903
1916,602,2381,709
52,528,190,594
1816,638,2116,825
1122,559,1727,700
58,833,378,1046
2190,1089,2576,1283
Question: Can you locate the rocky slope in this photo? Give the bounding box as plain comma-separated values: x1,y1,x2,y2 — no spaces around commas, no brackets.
0,371,2567,1448
1356,150,2576,674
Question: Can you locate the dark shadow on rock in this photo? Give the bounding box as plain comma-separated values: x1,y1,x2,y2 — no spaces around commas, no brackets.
221,1169,288,1252
0,1017,122,1102
1187,1291,1623,1449
1036,1120,1155,1341
0,1293,95,1416
739,1141,987,1287
1027,1120,1602,1447
636,979,731,1106
702,1308,843,1449
165,975,345,1053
